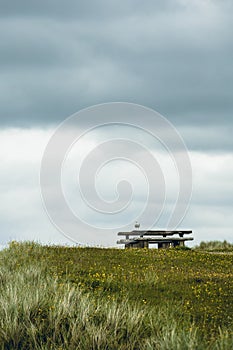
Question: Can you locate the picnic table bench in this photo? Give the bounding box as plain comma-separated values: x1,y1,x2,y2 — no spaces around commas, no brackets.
117,230,193,249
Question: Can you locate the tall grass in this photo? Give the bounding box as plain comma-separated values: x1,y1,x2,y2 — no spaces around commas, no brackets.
0,242,232,349
195,240,233,252
0,262,192,349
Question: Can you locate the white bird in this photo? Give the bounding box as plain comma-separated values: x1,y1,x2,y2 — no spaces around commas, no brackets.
134,221,140,230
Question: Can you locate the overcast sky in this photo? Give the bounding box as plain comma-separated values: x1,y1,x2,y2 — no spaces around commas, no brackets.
0,0,232,247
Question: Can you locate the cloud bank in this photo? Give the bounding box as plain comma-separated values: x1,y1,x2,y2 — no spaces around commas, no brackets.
0,1,232,246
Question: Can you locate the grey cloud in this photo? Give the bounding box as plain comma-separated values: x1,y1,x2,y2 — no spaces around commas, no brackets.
0,0,189,20
180,126,233,151
0,126,233,246
1,1,232,247
0,0,232,129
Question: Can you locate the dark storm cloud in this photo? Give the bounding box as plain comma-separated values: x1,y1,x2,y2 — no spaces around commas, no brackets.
0,0,185,19
0,0,232,130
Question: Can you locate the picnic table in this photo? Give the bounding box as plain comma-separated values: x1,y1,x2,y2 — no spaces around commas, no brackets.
117,230,193,249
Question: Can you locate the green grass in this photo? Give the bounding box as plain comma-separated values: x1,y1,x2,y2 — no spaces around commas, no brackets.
0,241,232,349
195,240,233,252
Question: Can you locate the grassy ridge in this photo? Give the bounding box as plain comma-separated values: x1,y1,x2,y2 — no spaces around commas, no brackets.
0,242,232,349
195,240,233,252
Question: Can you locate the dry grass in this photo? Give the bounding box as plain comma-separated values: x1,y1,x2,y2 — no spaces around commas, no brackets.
0,241,232,349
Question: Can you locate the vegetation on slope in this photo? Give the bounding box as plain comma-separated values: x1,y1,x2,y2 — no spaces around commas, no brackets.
195,240,233,252
0,241,232,349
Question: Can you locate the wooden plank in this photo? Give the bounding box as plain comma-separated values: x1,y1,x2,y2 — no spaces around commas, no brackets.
117,237,193,244
118,230,192,237
125,241,149,248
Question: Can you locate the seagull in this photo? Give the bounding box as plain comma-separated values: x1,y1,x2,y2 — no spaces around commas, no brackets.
134,221,140,230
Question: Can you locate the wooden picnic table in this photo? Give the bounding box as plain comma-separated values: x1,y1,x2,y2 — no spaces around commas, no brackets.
117,230,193,249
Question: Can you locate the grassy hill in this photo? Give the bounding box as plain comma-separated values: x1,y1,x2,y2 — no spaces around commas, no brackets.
195,240,233,252
0,241,232,349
